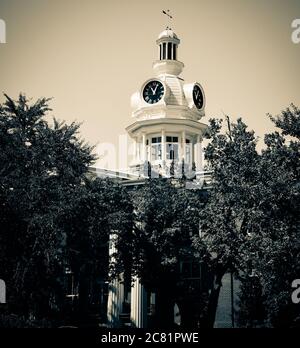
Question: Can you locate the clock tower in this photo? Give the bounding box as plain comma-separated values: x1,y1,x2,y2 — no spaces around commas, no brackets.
126,27,207,178
106,28,210,329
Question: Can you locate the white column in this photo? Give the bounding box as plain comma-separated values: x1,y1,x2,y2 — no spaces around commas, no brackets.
182,131,186,161
195,135,203,171
130,277,147,328
161,129,166,162
193,138,197,167
178,134,182,162
133,137,137,163
107,277,124,327
137,136,141,162
107,233,124,327
142,133,146,162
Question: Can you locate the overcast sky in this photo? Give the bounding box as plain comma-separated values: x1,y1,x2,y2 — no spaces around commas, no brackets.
0,0,300,169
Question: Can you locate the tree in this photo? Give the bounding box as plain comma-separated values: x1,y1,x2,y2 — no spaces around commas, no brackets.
118,179,205,327
251,105,300,327
193,107,300,328
61,178,133,325
0,93,94,320
234,106,300,327
192,117,261,327
0,94,131,326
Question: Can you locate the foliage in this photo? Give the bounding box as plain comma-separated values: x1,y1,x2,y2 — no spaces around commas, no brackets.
0,94,131,325
193,107,300,327
1,93,300,328
117,178,206,326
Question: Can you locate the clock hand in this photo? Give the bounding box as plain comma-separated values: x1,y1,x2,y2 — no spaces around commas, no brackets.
150,87,156,95
195,90,199,99
153,84,159,94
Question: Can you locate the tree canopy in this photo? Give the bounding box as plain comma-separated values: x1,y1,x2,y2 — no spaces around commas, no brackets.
0,94,131,326
1,93,299,328
192,106,300,327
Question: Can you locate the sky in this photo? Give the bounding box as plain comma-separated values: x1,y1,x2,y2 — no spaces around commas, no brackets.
0,0,300,169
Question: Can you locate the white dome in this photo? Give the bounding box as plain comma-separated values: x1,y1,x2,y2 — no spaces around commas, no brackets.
158,28,178,40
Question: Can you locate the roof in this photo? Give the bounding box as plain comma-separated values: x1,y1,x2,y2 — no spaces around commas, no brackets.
158,28,178,40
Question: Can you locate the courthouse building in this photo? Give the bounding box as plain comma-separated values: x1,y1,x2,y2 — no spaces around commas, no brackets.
90,28,239,328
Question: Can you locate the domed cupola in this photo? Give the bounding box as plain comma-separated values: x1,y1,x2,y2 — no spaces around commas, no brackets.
157,27,179,59
153,27,184,76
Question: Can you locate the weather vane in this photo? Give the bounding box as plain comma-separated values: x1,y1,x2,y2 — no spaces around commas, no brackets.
162,10,173,29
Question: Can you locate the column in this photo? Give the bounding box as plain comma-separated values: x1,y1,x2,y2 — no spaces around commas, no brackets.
130,277,147,328
142,133,146,162
161,129,166,163
133,137,137,163
107,233,124,327
178,134,182,162
195,135,203,171
137,136,141,162
194,138,197,168
182,131,186,160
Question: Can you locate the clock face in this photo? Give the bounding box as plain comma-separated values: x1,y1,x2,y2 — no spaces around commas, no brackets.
193,84,204,109
143,80,164,104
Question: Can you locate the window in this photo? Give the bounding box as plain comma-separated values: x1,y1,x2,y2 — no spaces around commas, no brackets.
151,137,161,144
162,43,166,59
173,44,177,60
166,136,178,160
166,136,178,142
151,137,162,161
